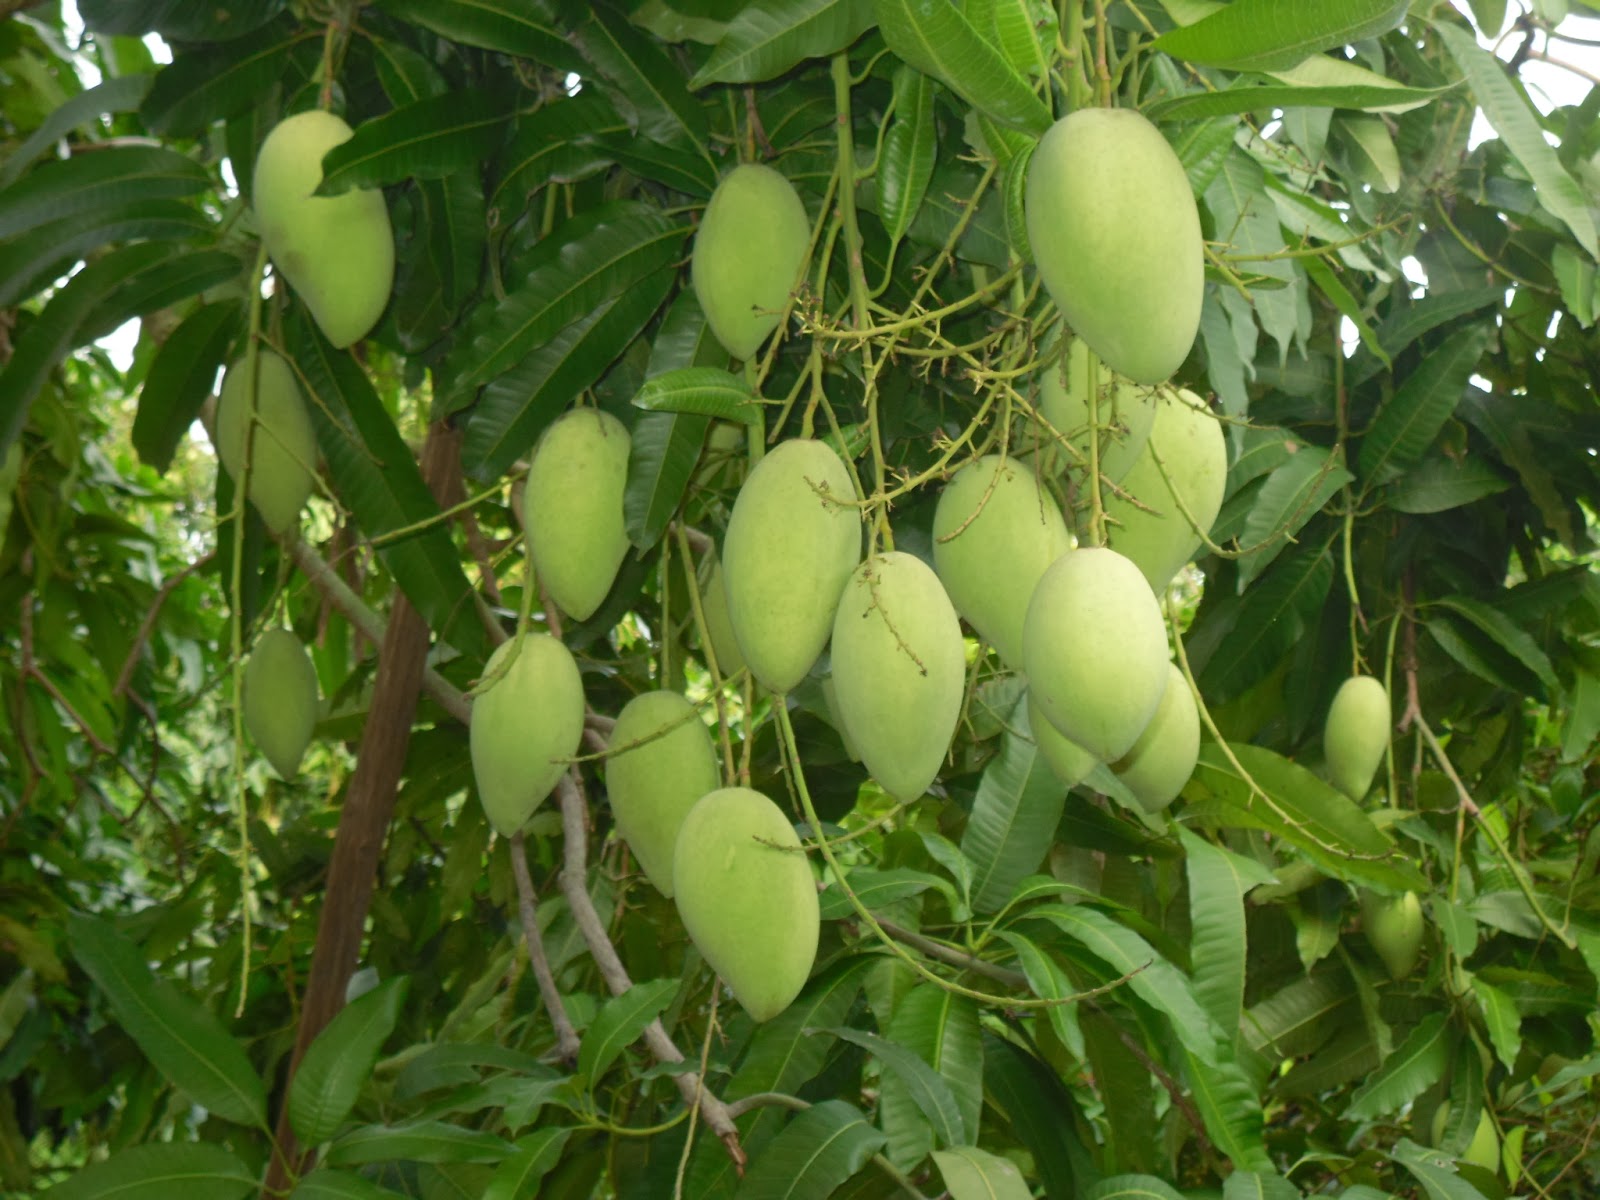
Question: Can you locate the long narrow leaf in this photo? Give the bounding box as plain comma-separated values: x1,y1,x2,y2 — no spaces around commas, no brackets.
46,1142,256,1200
317,92,504,195
1151,0,1409,73
691,0,877,86
0,145,208,240
1359,324,1490,485
289,978,410,1147
959,699,1066,914
577,978,677,1086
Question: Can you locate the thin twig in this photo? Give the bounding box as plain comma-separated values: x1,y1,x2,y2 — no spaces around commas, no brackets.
510,831,581,1063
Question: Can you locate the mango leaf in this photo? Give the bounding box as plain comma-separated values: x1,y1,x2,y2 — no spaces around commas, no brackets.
735,1100,885,1199
317,91,505,195
0,73,154,188
1149,78,1445,122
625,412,710,549
1151,0,1409,73
1181,1045,1272,1170
1391,1138,1495,1200
577,978,677,1086
375,0,577,70
1475,980,1522,1070
1223,1171,1301,1200
1346,1012,1451,1120
878,985,983,1170
1181,828,1274,1039
575,5,710,149
632,367,761,424
818,867,953,919
324,1121,515,1167
692,0,877,85
289,978,410,1147
1304,253,1386,363
1359,325,1489,485
79,0,286,40
482,1129,574,1200
0,145,209,241
0,200,213,310
1198,541,1334,703
133,301,244,473
1457,391,1576,549
142,23,307,136
1386,455,1511,514
1435,21,1597,259
45,1142,256,1200
820,1027,965,1148
65,912,267,1128
1236,445,1353,588
1429,596,1557,694
878,67,938,247
291,1169,410,1199
1085,1176,1189,1200
1268,52,1445,112
982,1036,1084,1198
968,0,1054,80
874,0,1051,134
1241,970,1355,1066
82,248,244,342
959,698,1066,914
998,931,1082,1058
489,95,622,221
933,1146,1031,1200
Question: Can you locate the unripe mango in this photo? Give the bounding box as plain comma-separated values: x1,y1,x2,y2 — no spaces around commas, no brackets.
1028,692,1096,788
1036,336,1156,484
692,164,811,361
1361,889,1424,980
830,552,965,802
1023,547,1168,762
1112,663,1199,813
695,554,745,678
1024,108,1202,384
1432,1103,1500,1174
932,455,1071,669
215,349,318,535
672,786,819,1022
470,633,585,836
606,690,720,898
722,438,860,693
254,110,394,348
243,627,319,779
1103,387,1226,593
523,409,631,621
1324,674,1390,802
821,673,862,762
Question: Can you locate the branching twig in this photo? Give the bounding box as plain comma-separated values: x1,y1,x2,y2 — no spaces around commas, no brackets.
510,831,581,1063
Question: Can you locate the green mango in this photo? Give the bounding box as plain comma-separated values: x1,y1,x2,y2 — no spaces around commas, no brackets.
692,164,812,361
672,786,819,1022
695,553,745,679
1023,546,1168,762
932,454,1071,669
1102,387,1226,593
830,552,965,802
1028,692,1097,787
722,438,860,693
1035,335,1156,484
243,627,319,779
524,409,632,621
607,690,720,898
470,633,586,836
820,673,861,762
1432,1102,1500,1174
1024,108,1203,384
253,109,394,348
1324,674,1390,801
1360,889,1424,980
1112,663,1199,813
215,349,318,535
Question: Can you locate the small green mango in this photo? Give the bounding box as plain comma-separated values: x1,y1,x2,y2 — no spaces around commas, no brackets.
1024,108,1202,384
1023,546,1168,762
672,786,819,1022
1432,1103,1500,1174
216,349,318,535
1036,336,1156,484
1360,889,1424,980
523,409,632,621
470,633,585,836
830,552,965,802
243,627,319,779
692,164,812,361
1112,663,1199,813
1028,692,1097,788
1324,674,1390,802
253,109,394,348
722,438,860,693
932,455,1071,669
695,553,745,679
1103,387,1226,593
607,690,720,898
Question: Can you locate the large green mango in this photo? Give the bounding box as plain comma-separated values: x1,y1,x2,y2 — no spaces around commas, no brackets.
1023,546,1168,762
1103,387,1226,593
470,633,585,836
1361,889,1423,980
243,627,319,779
253,109,394,348
1028,692,1096,787
607,690,720,898
691,164,812,361
215,349,318,535
1324,674,1390,801
672,786,819,1022
932,455,1071,669
523,409,632,621
830,552,965,802
722,438,860,693
1024,108,1202,384
1035,336,1156,485
695,553,745,678
1112,662,1199,813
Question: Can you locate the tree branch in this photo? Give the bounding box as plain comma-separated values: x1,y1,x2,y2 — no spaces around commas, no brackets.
510,830,581,1063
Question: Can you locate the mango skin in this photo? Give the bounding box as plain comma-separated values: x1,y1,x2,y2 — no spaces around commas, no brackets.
216,349,318,535
470,633,585,836
830,552,965,802
1361,889,1424,980
692,164,811,361
1028,692,1096,788
243,627,319,779
1024,108,1202,384
932,455,1071,670
696,554,745,678
254,110,394,348
524,409,632,621
1036,336,1156,484
722,438,860,693
1112,663,1199,813
1103,387,1226,593
1023,546,1168,762
672,786,820,1022
607,690,720,898
1324,674,1390,802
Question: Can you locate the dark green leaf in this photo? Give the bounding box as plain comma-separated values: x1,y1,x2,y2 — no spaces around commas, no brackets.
1236,446,1352,587
0,74,155,189
483,1129,574,1200
1458,391,1576,548
982,1036,1084,1198
879,67,937,247
632,366,760,424
133,300,243,473
1385,455,1511,514
0,145,207,241
289,978,410,1147
691,0,877,86
624,411,710,549
577,978,678,1086
376,0,578,71
489,96,622,222
291,1169,410,1199
1181,828,1274,1039
820,1027,966,1148
1151,0,1409,73
576,6,710,150
603,136,721,196
960,698,1066,914
1182,1045,1272,1170
818,867,951,919
79,0,287,41
1148,79,1446,122
1430,596,1557,693
1391,1137,1495,1200
324,1121,516,1167
422,172,487,314
142,25,307,137
370,35,449,104
879,985,983,1169
82,249,244,341
1359,325,1490,485
1198,541,1334,703
317,92,504,195
0,200,213,310
734,1100,885,1199
45,1142,256,1200
1346,1013,1451,1119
